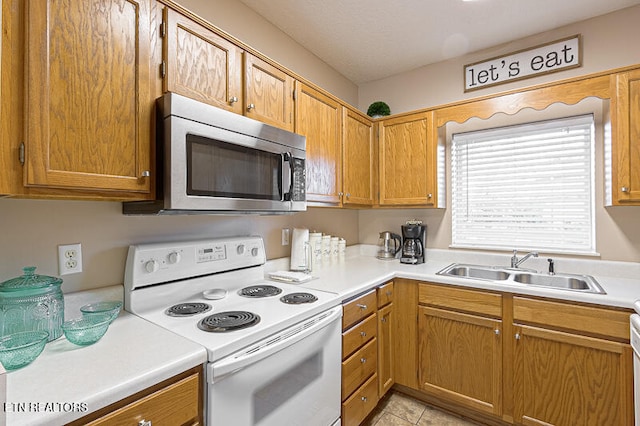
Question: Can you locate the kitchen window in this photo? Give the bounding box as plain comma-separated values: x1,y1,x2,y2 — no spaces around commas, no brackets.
451,114,595,254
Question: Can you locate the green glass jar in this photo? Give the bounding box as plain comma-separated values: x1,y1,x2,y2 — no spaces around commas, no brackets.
0,267,64,341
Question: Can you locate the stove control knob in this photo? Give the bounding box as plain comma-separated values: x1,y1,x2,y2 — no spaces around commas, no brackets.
145,259,159,273
237,244,245,255
167,251,181,264
251,247,259,257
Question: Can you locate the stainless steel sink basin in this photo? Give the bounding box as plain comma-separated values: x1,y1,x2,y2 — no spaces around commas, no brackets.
436,263,606,294
441,265,510,281
512,273,606,294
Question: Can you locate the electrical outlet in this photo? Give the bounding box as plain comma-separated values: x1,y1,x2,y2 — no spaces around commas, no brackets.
281,228,290,246
58,243,83,275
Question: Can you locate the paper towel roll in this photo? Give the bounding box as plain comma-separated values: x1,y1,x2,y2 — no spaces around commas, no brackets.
290,228,310,271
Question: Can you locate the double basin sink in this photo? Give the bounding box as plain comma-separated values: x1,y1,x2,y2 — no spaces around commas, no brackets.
436,263,606,294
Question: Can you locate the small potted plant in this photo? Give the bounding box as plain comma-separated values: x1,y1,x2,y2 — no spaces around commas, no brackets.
367,101,391,118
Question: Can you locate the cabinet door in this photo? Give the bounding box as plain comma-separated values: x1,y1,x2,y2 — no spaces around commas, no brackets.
245,54,294,131
611,69,640,204
25,0,153,195
342,107,375,205
379,111,435,206
418,306,503,417
378,303,394,397
164,8,243,114
295,83,343,204
513,324,633,426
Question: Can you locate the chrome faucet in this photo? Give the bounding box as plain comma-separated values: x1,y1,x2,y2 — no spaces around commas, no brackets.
510,250,539,268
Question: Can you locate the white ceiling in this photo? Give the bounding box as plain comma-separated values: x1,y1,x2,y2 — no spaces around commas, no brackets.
238,0,640,84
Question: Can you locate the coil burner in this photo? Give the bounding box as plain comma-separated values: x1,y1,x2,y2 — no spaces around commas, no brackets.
198,311,261,332
239,285,282,298
165,302,212,317
280,293,318,305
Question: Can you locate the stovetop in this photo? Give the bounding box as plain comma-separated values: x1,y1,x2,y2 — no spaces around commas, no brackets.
123,236,340,362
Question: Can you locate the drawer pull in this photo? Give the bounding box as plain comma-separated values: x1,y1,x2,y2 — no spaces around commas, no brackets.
356,304,367,310
622,186,630,193
494,329,500,335
360,357,367,363
515,333,521,340
139,420,152,426
360,331,366,337
361,396,368,402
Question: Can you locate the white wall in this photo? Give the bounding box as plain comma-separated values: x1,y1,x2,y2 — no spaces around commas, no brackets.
358,5,640,114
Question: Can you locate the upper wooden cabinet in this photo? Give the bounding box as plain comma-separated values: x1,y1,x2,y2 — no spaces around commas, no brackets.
24,0,155,196
245,54,295,131
342,107,376,206
163,8,243,114
379,111,437,206
295,83,343,204
609,69,640,205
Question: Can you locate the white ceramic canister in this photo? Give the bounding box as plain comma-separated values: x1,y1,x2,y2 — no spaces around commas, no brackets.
308,232,323,270
330,237,339,260
338,238,346,259
322,234,331,261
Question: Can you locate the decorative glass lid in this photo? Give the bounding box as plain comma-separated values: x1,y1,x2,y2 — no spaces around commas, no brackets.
0,266,63,292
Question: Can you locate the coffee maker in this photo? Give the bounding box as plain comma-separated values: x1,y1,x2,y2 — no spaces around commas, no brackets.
400,221,426,264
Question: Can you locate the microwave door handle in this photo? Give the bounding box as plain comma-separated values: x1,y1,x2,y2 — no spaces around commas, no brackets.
281,152,293,201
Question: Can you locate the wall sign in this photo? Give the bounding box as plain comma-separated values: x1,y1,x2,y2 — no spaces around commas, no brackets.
464,35,582,92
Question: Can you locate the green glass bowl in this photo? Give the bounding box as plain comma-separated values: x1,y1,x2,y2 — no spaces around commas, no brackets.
62,315,110,346
80,301,122,323
0,331,49,370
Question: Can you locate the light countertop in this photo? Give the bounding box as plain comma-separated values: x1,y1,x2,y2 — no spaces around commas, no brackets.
5,246,639,425
4,285,207,426
270,246,640,310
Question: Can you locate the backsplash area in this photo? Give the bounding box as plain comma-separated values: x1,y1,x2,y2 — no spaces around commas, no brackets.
0,199,358,293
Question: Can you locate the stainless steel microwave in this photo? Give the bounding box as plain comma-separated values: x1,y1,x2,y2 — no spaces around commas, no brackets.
123,93,306,215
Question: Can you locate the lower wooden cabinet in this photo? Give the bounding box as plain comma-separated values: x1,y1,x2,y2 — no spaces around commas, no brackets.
68,367,202,426
377,282,395,397
341,290,379,426
392,280,634,426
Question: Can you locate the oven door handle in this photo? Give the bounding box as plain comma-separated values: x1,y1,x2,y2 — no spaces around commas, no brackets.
281,152,293,201
210,305,342,381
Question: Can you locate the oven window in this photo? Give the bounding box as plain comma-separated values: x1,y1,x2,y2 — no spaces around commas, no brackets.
187,134,282,200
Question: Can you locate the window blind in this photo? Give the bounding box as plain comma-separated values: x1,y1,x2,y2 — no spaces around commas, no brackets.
451,114,595,254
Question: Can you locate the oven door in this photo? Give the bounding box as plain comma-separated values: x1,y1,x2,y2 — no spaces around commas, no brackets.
207,307,342,426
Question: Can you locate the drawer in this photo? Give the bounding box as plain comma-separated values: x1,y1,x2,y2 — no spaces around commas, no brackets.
341,373,379,426
343,290,376,330
513,296,631,341
419,282,502,318
84,371,200,426
377,281,394,308
342,338,377,399
342,312,377,358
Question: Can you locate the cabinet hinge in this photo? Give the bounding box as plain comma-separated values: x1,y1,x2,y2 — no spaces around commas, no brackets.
160,21,166,38
18,142,25,166
160,61,166,78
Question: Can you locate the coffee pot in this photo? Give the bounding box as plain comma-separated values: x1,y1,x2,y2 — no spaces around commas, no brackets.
376,231,402,260
400,221,427,264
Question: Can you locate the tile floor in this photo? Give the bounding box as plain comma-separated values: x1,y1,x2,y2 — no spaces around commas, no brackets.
362,390,481,426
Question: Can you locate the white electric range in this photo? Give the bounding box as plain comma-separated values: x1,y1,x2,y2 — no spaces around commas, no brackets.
124,236,342,426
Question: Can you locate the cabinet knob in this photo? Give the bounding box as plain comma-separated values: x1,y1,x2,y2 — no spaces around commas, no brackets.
346,193,351,197
360,331,366,337
361,396,368,402
494,329,500,336
515,333,521,340
139,420,152,426
356,304,367,310
229,96,238,104
338,192,344,196
381,317,387,323
247,103,255,111
428,193,433,198
622,186,630,193
360,357,367,363
141,170,150,177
